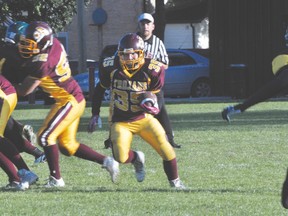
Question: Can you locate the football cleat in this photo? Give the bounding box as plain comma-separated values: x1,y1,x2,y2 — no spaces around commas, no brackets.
34,154,47,165
4,181,21,190
104,138,112,149
17,169,38,185
281,168,288,209
45,176,65,188
132,151,145,182
169,178,186,190
221,105,241,122
102,157,119,183
4,181,30,191
169,140,181,149
22,124,37,145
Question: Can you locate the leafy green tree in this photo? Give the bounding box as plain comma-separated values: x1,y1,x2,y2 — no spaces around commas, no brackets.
0,0,91,36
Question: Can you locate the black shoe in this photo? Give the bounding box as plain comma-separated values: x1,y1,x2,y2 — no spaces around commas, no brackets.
104,138,112,149
170,140,181,148
281,168,288,209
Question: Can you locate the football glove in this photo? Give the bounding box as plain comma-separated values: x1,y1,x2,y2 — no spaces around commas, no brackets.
87,115,102,133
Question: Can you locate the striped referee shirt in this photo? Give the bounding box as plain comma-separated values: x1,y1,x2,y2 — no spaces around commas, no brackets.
138,33,169,65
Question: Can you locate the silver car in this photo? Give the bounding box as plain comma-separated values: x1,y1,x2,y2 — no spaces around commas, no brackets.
164,49,210,97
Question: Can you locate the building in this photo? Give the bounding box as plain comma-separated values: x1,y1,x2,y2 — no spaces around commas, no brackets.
60,0,209,61
61,0,142,61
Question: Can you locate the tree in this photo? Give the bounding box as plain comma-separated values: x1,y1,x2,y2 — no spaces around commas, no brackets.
154,0,166,41
0,0,91,36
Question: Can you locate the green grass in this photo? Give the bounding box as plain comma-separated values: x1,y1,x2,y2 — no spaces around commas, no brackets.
1,100,288,215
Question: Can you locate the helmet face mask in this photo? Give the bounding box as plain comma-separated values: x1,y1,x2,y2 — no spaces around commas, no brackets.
118,33,145,76
18,21,53,58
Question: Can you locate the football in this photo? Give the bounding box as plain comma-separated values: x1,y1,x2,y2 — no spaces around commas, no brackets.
138,91,157,106
138,91,159,115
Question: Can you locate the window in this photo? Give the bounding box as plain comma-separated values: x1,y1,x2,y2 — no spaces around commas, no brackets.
168,52,196,66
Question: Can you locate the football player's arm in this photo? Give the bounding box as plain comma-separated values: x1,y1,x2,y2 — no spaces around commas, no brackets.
14,76,40,96
91,82,106,116
158,40,169,69
150,63,165,91
88,59,110,133
88,82,106,133
92,57,112,116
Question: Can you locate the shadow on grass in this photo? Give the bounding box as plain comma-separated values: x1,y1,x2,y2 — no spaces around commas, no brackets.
13,103,288,133
0,185,278,195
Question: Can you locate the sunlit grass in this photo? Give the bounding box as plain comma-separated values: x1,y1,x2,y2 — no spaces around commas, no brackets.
1,100,288,215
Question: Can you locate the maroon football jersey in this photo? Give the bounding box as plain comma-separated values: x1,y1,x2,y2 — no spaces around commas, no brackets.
101,58,165,122
21,38,84,103
0,75,16,95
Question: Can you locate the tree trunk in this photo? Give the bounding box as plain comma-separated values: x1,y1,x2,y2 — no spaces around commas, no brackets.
154,0,166,41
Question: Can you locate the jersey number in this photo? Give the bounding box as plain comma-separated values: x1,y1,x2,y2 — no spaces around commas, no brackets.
113,89,141,112
55,46,71,82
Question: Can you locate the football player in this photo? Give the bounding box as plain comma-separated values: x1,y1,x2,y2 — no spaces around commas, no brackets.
88,13,181,149
221,49,288,208
96,33,185,188
0,74,38,190
14,21,119,187
1,21,46,164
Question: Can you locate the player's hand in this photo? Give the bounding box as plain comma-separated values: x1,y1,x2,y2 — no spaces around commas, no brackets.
87,115,101,133
140,100,160,115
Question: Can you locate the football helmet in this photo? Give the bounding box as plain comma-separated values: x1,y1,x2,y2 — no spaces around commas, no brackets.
18,21,53,58
118,33,145,75
4,21,28,44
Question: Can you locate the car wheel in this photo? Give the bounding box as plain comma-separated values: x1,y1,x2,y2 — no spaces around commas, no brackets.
191,79,211,97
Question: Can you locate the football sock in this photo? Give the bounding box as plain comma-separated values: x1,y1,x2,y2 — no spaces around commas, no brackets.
44,145,61,179
74,143,106,164
163,158,178,180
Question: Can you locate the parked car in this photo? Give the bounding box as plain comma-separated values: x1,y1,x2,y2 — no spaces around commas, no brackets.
73,48,211,99
164,49,210,97
73,70,111,101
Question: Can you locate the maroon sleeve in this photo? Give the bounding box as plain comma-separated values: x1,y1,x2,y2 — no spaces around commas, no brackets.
145,59,165,92
99,55,118,88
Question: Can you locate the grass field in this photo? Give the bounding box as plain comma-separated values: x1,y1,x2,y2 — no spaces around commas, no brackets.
1,99,288,215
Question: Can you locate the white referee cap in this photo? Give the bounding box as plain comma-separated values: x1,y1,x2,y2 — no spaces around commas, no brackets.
138,13,154,23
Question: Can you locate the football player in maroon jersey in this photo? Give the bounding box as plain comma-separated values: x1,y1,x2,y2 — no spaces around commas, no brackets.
14,21,119,187
1,21,46,165
88,13,181,149
0,74,38,190
97,33,185,189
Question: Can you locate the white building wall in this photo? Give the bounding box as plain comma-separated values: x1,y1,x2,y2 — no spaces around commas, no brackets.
164,24,193,49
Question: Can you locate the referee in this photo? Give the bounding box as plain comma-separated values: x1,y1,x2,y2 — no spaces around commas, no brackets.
137,13,181,148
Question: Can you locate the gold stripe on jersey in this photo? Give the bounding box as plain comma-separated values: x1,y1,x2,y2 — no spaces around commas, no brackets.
122,67,140,78
272,54,288,75
0,58,6,74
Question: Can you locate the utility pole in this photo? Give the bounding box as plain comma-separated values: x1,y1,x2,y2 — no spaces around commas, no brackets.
77,0,87,74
